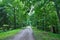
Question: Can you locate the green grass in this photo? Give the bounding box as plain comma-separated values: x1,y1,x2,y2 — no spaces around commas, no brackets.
33,27,60,40
0,29,21,40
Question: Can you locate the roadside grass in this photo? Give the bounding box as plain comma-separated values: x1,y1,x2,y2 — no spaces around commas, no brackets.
0,29,21,40
33,27,60,40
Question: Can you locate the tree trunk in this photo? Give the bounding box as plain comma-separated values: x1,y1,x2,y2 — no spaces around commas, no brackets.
53,0,60,33
13,8,16,29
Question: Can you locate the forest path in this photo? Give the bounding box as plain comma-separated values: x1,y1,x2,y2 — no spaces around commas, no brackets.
9,26,35,40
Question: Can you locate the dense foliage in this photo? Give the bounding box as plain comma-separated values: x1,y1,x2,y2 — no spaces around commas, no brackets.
0,0,60,34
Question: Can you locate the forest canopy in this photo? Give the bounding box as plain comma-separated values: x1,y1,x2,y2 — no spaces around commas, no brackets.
0,0,60,34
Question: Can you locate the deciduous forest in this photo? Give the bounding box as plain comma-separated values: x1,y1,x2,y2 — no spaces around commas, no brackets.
0,0,60,40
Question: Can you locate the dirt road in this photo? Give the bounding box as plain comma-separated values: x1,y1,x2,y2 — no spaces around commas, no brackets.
9,26,34,40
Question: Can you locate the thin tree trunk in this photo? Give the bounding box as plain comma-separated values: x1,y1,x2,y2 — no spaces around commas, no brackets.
53,0,60,33
14,8,16,29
